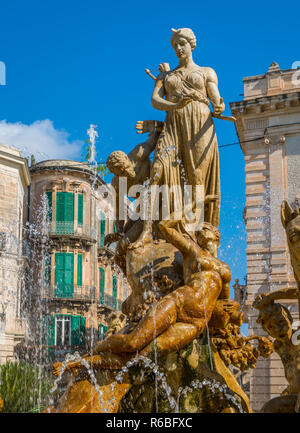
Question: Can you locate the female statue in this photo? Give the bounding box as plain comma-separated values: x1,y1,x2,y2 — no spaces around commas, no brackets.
135,28,224,246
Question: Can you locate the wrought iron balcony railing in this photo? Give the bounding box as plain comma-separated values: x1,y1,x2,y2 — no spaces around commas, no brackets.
47,284,96,301
48,222,97,240
47,345,86,363
99,293,122,310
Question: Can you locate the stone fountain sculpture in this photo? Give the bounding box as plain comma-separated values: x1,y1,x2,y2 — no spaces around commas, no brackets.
253,200,300,413
47,28,273,414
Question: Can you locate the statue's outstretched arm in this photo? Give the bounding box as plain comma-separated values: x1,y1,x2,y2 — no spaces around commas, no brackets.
158,219,191,255
253,288,300,310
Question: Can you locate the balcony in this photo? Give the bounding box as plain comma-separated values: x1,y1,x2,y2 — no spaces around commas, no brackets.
48,222,97,242
99,293,122,310
47,285,96,302
46,345,86,363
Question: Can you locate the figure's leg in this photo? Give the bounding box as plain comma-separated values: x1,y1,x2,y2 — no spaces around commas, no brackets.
94,295,177,354
140,322,200,356
53,352,132,377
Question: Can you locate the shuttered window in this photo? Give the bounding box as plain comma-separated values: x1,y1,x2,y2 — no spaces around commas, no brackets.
56,192,74,234
77,254,83,287
99,267,105,304
46,314,86,348
78,194,83,226
99,212,106,247
54,253,74,298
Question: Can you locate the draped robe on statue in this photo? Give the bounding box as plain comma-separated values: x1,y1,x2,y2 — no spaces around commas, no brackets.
153,67,220,228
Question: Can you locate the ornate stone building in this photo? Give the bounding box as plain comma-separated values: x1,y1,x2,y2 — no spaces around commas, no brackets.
230,62,300,411
0,144,30,364
27,159,129,361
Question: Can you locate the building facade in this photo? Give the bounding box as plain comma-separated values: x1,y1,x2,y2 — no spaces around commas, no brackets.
0,144,30,364
27,159,129,362
230,62,300,411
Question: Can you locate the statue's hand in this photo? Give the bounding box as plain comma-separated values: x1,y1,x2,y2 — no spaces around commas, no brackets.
136,120,156,135
159,63,170,72
213,97,225,114
175,96,193,109
204,194,219,204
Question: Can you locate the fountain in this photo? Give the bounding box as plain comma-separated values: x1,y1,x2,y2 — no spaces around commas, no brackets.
42,27,278,414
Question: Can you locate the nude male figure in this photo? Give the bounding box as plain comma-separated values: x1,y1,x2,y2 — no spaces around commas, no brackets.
92,218,232,356
105,120,163,237
53,218,237,376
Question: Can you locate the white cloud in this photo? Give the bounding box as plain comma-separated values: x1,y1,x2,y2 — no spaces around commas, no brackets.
0,119,84,161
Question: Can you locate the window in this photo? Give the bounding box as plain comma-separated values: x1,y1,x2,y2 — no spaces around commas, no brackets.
99,267,105,304
99,212,106,247
45,314,86,347
54,253,74,298
78,194,83,226
99,323,108,340
55,315,71,347
56,192,74,234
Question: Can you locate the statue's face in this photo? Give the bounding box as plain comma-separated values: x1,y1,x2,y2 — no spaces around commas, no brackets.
171,35,192,60
196,230,219,257
262,311,292,341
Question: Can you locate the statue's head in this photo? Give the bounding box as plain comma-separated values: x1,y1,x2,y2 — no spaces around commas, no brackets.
170,28,196,60
281,200,300,288
106,151,135,179
195,222,220,257
257,302,293,342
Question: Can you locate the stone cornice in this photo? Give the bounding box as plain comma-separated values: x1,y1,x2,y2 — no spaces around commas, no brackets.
230,92,300,116
0,148,30,187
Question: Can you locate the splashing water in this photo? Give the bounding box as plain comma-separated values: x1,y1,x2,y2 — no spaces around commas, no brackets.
87,124,98,167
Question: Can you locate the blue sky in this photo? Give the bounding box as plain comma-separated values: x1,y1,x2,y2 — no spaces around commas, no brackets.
0,0,299,306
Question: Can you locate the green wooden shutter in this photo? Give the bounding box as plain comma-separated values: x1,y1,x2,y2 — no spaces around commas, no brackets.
56,192,74,233
54,253,65,297
45,253,51,287
55,253,74,298
77,254,83,286
64,253,74,297
99,267,105,304
71,315,81,346
65,192,74,221
39,316,47,345
80,316,86,346
47,315,55,346
46,191,52,222
113,222,116,233
112,276,118,309
78,194,83,226
56,192,65,222
100,212,106,247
